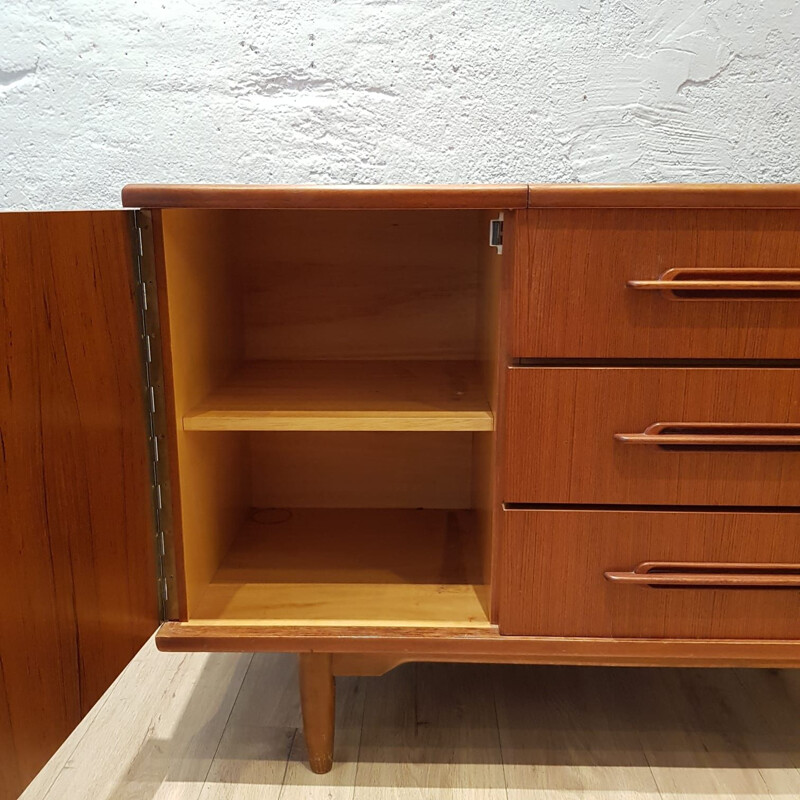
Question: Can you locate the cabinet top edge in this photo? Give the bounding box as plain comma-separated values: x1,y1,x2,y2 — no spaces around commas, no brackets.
121,183,529,210
527,183,800,209
123,183,800,210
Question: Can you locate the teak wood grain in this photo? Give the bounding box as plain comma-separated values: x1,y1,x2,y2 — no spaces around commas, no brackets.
0,211,158,798
513,208,800,359
123,183,528,209
504,366,800,506
499,508,800,639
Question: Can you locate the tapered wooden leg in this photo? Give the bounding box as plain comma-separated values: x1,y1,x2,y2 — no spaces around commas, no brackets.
298,653,335,773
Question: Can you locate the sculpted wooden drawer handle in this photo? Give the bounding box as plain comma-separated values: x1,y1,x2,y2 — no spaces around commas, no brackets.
627,268,800,299
604,561,800,588
614,422,800,448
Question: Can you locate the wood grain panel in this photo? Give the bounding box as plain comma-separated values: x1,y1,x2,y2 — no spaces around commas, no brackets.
122,183,528,209
504,366,800,506
499,508,800,639
513,208,800,358
0,211,158,798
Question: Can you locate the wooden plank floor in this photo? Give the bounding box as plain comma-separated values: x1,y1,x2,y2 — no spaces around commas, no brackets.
21,636,800,799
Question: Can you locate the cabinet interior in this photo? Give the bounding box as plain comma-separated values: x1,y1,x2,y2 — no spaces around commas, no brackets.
158,208,503,627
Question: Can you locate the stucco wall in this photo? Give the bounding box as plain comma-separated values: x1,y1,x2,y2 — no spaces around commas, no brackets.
2,0,798,209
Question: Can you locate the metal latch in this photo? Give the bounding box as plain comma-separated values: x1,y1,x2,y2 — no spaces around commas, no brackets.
489,213,504,254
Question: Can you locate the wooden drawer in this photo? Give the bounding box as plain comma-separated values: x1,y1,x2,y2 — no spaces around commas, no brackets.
499,508,800,638
512,208,800,359
504,366,800,506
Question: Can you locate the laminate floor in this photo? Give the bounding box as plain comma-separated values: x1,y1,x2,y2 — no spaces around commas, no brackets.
21,636,800,799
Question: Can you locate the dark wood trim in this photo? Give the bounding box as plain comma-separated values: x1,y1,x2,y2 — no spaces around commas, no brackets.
122,184,529,210
155,623,800,667
527,183,800,208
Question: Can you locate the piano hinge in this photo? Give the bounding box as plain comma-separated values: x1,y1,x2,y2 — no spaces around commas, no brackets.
489,213,504,254
132,209,178,622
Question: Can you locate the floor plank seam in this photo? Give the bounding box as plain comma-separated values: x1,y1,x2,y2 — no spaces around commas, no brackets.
35,659,122,800
197,653,254,796
276,727,298,798
489,668,511,800
349,676,370,798
638,729,666,800
27,637,189,799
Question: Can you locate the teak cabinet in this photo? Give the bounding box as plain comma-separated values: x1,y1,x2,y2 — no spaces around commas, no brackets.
3,183,800,795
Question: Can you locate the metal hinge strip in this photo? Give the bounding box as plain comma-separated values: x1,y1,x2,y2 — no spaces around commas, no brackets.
132,209,177,621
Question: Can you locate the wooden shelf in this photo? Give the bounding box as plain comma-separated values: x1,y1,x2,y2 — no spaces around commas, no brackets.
190,508,490,628
183,360,493,432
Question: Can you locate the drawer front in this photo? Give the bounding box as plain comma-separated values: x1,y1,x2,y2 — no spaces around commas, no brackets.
499,508,800,638
512,208,800,359
504,367,800,506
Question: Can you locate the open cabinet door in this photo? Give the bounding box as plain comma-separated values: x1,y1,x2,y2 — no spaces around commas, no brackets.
0,211,160,798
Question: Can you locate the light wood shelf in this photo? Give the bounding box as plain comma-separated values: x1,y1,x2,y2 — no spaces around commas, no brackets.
183,360,493,432
189,508,491,628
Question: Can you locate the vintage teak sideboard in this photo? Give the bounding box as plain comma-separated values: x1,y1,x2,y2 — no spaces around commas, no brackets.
3,183,800,791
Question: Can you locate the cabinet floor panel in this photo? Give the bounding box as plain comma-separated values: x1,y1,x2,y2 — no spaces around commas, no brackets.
188,508,491,628
183,360,493,431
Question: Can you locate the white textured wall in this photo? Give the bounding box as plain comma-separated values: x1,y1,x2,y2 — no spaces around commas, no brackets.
2,0,799,209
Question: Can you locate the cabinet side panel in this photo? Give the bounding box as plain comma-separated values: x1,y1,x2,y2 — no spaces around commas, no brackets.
0,211,158,797
155,210,249,619
472,210,516,621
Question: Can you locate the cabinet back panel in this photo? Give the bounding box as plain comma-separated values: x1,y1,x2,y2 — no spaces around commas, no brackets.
250,432,473,509
235,210,483,361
